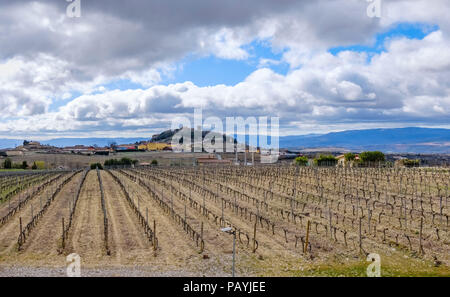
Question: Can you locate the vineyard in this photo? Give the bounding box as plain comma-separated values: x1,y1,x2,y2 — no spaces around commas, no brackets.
0,166,449,276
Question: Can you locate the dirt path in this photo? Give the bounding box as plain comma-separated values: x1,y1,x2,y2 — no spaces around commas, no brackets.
113,170,255,275
0,215,30,257
0,174,69,257
66,171,104,262
20,172,83,260
125,172,232,254
100,171,151,265
110,170,212,268
140,170,291,253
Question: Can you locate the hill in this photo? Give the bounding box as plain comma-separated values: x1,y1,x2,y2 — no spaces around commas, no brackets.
1,127,448,153
280,127,450,153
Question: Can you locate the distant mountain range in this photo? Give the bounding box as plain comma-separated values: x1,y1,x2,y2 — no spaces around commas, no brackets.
0,127,449,153
279,127,450,153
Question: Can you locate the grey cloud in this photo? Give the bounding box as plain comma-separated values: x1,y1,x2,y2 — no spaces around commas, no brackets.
1,0,450,137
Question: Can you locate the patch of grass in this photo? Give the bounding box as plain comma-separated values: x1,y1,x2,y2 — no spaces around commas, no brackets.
240,252,450,277
294,260,450,277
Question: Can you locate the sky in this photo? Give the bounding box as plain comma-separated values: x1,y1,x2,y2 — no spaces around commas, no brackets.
0,0,449,139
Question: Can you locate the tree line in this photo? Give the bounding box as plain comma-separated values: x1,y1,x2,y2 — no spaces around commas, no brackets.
2,158,46,170
295,151,389,167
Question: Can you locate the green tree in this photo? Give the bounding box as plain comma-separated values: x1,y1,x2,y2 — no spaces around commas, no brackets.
359,151,385,163
104,158,138,167
120,157,133,166
151,159,158,166
3,158,12,169
314,155,337,166
31,162,38,170
344,153,356,161
33,161,46,170
21,161,28,169
402,159,420,168
294,156,308,166
90,163,103,170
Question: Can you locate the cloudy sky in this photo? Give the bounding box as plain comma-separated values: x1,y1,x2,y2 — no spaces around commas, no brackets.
0,0,449,139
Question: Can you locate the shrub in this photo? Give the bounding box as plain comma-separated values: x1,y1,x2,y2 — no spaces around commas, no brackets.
3,158,12,169
314,155,337,166
90,163,103,170
104,159,116,167
12,163,23,169
359,151,385,163
31,162,38,170
151,159,158,166
104,158,138,167
33,161,46,170
344,153,356,161
294,156,308,166
120,157,133,166
402,159,420,168
21,161,28,169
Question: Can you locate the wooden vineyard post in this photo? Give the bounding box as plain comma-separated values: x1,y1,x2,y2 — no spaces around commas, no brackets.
184,204,187,229
200,222,204,253
419,216,425,255
221,199,224,227
359,217,363,255
171,195,174,217
252,220,257,253
62,218,65,249
153,220,157,252
304,220,310,254
203,194,206,217
146,208,148,225
404,197,407,229
19,217,23,244
329,208,332,239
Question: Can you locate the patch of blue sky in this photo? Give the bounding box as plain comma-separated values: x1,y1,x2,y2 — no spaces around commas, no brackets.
49,24,440,105
329,22,439,60
48,91,82,112
52,40,290,99
162,39,289,87
49,81,147,112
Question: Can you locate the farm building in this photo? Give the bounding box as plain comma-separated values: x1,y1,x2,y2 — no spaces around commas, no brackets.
336,154,360,166
116,145,139,152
